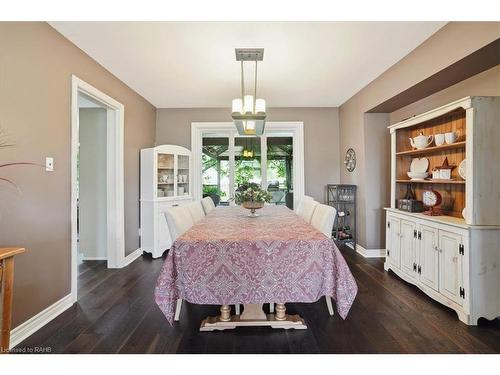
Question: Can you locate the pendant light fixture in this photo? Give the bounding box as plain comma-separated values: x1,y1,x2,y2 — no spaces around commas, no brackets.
231,48,266,136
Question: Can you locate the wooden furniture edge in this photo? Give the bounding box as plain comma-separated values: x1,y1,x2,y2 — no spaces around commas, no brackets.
1,247,25,354
0,248,25,260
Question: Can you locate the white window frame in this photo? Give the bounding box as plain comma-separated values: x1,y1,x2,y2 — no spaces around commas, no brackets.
191,122,304,209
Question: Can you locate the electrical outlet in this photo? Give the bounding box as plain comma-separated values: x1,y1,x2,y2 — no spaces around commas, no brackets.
45,157,54,172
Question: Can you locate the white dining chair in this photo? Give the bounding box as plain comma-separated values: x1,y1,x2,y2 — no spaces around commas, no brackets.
310,203,337,237
201,196,216,214
310,203,337,316
165,204,240,320
295,196,318,223
186,201,206,223
165,206,195,321
165,206,194,241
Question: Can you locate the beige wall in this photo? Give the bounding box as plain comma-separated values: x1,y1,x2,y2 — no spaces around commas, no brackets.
339,22,500,249
0,22,156,327
156,107,340,202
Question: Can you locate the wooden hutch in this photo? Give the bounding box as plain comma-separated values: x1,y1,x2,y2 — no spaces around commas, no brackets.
385,96,500,325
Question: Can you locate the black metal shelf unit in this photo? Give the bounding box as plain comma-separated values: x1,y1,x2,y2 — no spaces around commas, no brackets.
325,184,357,247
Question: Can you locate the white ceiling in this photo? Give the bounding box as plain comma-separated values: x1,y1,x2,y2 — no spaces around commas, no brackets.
50,22,446,108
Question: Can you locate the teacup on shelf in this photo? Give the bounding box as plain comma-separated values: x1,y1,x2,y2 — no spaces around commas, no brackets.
445,131,460,144
435,133,445,146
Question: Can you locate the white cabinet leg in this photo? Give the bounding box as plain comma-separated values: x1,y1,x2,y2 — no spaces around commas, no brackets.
174,298,183,321
269,302,274,313
325,296,334,316
235,304,240,315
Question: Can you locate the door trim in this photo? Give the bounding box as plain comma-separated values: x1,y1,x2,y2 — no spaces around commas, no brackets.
191,122,305,209
71,75,125,303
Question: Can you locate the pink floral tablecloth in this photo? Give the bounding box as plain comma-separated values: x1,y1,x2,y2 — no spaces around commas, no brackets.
155,205,357,324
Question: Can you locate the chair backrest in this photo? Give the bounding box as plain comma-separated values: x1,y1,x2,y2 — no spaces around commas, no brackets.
165,206,195,241
201,196,216,214
296,196,318,223
310,204,337,237
186,201,205,223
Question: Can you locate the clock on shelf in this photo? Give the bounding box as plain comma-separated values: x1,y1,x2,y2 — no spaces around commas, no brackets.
422,189,443,216
344,148,356,172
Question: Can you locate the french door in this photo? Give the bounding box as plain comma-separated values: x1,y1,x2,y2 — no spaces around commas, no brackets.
192,122,304,209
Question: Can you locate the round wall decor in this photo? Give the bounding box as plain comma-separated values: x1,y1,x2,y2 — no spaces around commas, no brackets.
344,148,356,172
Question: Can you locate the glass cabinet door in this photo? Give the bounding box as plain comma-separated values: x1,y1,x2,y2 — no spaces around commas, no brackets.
177,154,190,197
157,153,175,198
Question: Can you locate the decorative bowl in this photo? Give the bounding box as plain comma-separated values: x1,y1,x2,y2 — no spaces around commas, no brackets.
407,171,429,180
242,201,264,217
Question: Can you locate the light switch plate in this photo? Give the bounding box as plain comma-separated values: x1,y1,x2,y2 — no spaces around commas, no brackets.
45,157,54,172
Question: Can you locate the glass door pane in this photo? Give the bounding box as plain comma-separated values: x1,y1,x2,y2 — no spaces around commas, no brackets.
234,136,261,191
157,153,175,198
202,136,230,205
177,154,190,197
266,136,293,208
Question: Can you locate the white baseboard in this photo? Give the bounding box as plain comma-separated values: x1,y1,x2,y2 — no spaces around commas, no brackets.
345,242,355,250
10,293,74,349
82,256,107,261
121,248,142,267
356,244,386,258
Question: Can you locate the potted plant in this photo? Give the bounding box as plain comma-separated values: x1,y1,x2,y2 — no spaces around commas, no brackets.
235,183,272,217
202,185,221,206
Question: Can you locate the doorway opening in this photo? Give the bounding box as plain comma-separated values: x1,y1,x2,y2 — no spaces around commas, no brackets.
77,93,109,290
71,76,125,303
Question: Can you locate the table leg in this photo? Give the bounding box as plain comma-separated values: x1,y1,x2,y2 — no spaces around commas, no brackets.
240,304,266,320
220,305,231,322
275,303,286,321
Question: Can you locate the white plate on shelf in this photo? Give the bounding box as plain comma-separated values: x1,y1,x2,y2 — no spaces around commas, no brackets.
458,159,466,180
410,157,429,173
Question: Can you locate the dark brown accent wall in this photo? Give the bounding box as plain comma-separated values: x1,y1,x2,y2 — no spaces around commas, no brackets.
0,22,156,327
368,38,500,113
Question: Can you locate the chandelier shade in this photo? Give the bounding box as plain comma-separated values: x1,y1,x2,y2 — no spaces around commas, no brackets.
231,48,266,136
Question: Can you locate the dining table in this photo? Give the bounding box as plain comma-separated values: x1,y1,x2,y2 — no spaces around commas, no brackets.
154,205,357,331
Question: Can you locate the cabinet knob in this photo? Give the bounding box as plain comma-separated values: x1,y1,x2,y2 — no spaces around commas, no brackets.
172,204,179,207
434,245,442,252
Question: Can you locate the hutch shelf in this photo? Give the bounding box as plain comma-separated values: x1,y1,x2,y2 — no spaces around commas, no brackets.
385,96,500,325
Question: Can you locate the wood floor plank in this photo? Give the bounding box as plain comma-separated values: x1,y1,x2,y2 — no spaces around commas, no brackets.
14,246,500,354
358,262,497,353
350,263,464,353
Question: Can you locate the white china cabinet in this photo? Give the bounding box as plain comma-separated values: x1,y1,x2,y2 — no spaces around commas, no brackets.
385,96,500,325
140,145,192,258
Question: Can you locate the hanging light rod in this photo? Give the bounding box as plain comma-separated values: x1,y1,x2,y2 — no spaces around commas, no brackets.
232,48,266,136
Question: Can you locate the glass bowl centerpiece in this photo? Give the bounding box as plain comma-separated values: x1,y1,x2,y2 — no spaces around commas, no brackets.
235,183,272,217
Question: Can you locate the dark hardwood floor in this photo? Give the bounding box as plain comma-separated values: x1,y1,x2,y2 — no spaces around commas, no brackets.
16,246,500,354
